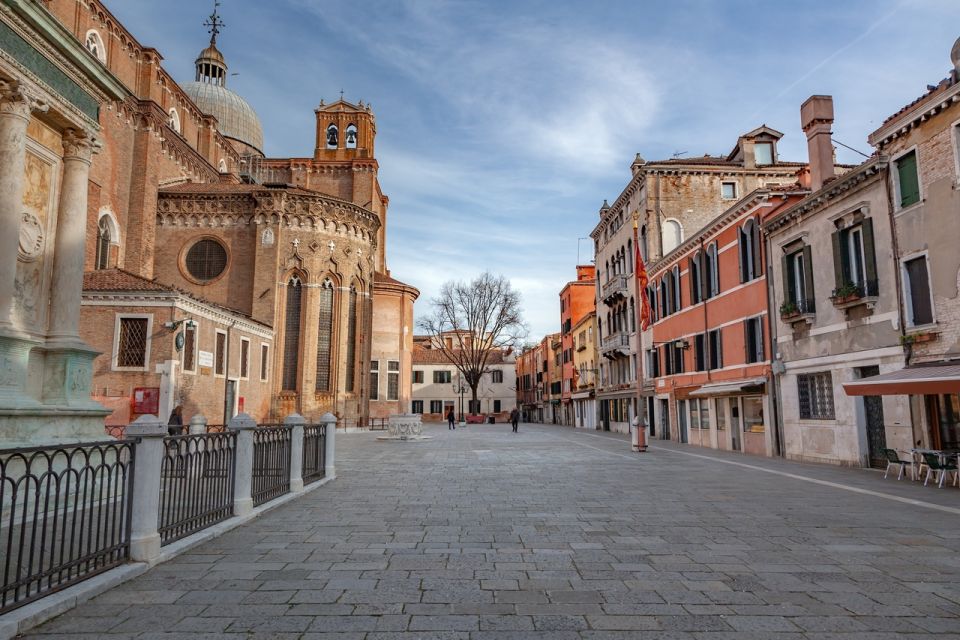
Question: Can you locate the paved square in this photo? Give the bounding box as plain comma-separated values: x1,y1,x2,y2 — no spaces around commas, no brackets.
23,423,960,639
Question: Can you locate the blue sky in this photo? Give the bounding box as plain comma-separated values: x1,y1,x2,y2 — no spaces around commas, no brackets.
111,0,956,339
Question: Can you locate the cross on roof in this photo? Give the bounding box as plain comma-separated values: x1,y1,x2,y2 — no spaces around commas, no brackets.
204,0,225,45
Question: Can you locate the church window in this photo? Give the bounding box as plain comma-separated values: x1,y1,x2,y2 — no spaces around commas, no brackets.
326,124,338,148
345,286,358,392
345,124,358,148
281,276,303,391
315,279,335,392
95,217,111,270
168,108,181,134
115,316,150,369
184,238,228,282
85,30,106,64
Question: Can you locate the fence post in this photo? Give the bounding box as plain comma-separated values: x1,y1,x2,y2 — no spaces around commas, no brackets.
284,413,306,493
320,411,336,479
228,412,257,516
126,415,166,563
189,413,207,435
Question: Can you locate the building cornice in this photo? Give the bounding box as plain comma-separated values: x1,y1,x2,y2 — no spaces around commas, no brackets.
868,81,960,148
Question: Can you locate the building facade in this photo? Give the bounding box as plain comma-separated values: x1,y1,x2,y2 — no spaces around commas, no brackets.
559,265,596,426
571,310,598,429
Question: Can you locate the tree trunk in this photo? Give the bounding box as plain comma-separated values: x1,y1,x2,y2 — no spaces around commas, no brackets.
470,385,479,415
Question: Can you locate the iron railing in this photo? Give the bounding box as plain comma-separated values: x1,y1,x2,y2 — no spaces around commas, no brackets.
601,275,629,302
0,440,135,614
302,425,326,485
251,427,291,507
158,433,237,546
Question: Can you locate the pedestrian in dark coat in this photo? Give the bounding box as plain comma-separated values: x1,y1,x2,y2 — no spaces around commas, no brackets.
510,408,520,433
167,405,184,436
446,407,456,430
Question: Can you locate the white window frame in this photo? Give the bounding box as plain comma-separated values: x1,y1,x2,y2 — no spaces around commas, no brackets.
845,225,867,287
84,29,106,64
259,343,269,382
900,250,937,329
754,141,774,165
387,360,400,401
239,337,250,380
182,319,199,375
369,360,380,401
661,218,684,254
891,145,922,213
168,108,181,135
111,313,152,372
788,249,807,303
721,181,738,200
214,329,227,378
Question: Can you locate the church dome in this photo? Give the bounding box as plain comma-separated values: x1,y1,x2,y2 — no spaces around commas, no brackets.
182,80,264,154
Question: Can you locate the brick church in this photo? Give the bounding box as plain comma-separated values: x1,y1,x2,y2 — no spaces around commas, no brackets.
47,0,418,426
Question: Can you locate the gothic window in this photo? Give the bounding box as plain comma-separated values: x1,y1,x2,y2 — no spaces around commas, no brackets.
184,239,228,282
315,279,335,392
95,217,111,270
345,286,358,392
281,276,303,391
345,124,358,148
85,30,106,64
168,108,181,134
739,218,761,283
326,124,338,148
662,219,682,254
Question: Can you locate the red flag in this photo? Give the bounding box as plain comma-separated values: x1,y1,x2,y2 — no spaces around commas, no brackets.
636,242,651,331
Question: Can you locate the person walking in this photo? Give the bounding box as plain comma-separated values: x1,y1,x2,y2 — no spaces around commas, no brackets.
446,407,456,430
167,405,184,436
510,407,520,433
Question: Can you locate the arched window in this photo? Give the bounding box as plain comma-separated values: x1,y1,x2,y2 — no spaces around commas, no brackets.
281,276,303,391
672,265,682,313
690,251,703,304
660,280,669,318
315,279,335,392
85,30,106,64
629,297,636,332
627,239,633,273
168,108,181,134
218,158,228,173
326,124,338,148
662,219,682,254
640,225,648,262
344,286,358,392
345,124,358,148
647,285,657,322
739,219,761,283
707,242,720,298
95,217,111,270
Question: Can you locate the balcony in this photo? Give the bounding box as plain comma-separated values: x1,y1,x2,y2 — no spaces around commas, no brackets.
601,275,629,304
600,333,630,359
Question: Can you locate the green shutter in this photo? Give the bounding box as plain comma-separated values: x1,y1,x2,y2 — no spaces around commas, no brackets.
861,218,878,295
831,231,845,290
802,245,815,306
738,229,747,283
752,220,762,279
897,152,920,208
689,257,698,303
781,255,793,305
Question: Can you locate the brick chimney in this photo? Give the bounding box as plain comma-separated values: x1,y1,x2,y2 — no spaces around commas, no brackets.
800,95,835,191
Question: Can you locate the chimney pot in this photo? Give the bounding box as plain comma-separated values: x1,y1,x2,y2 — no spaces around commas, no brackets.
800,95,835,191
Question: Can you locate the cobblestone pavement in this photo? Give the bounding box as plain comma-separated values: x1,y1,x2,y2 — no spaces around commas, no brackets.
23,422,960,639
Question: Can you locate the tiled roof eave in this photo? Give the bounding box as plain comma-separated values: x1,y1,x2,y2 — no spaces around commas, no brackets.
868,81,960,147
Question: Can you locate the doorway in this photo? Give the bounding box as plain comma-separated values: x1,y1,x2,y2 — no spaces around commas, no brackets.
729,397,741,452
858,366,887,468
659,399,670,440
678,399,688,444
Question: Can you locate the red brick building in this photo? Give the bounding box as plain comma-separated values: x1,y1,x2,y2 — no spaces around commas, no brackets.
559,265,596,426
646,187,807,457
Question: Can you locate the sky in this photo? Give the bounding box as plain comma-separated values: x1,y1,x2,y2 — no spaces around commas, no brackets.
110,0,957,339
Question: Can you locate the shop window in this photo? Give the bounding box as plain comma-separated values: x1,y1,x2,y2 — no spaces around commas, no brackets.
742,395,765,432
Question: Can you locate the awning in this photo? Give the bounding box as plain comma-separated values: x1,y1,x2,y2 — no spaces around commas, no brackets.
843,365,960,396
688,377,767,397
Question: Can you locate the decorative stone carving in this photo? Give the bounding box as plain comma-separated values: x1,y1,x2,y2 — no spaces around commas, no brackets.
0,80,47,119
377,414,431,441
61,129,101,162
261,226,275,247
17,211,43,261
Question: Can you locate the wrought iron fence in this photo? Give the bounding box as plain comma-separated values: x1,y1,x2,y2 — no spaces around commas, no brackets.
158,433,237,546
251,427,291,507
105,425,126,439
302,425,326,485
0,440,135,614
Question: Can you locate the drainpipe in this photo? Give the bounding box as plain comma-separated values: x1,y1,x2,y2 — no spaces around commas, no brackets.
764,225,784,457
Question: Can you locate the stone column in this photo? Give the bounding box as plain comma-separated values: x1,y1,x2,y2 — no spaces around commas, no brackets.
320,411,336,479
127,415,166,563
284,413,306,493
0,81,44,330
48,129,99,344
228,412,257,516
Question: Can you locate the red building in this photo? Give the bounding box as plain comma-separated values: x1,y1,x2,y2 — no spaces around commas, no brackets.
559,265,596,426
646,187,807,457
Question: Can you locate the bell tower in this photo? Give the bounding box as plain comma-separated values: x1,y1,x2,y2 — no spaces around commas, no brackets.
313,96,377,161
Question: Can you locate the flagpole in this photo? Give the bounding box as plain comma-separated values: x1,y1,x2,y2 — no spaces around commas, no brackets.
632,211,648,452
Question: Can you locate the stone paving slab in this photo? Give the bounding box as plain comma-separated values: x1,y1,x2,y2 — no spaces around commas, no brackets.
19,422,960,638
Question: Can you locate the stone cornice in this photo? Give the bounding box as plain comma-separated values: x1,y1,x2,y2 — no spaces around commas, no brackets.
868,81,960,148
763,158,887,234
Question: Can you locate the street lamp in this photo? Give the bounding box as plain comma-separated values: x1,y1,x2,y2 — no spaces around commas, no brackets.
452,373,468,424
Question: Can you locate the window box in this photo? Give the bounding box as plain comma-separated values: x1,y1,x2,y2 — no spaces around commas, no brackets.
901,330,939,346
780,299,815,324
830,281,878,309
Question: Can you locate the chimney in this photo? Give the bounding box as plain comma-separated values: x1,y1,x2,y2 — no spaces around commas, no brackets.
800,95,835,191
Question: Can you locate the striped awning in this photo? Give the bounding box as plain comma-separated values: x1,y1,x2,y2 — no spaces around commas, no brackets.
843,365,960,396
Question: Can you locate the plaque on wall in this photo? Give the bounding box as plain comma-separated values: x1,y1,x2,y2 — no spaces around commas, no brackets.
198,350,214,368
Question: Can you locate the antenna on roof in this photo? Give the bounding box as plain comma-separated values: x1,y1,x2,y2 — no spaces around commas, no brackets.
671,150,687,159
204,0,225,46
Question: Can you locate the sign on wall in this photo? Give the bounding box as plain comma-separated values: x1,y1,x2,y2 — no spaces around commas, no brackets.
198,350,214,368
132,387,160,415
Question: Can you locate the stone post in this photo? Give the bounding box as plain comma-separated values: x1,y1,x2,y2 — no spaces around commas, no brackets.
320,411,336,479
0,80,44,330
48,129,100,344
228,412,257,516
126,415,166,563
188,413,207,435
284,413,306,493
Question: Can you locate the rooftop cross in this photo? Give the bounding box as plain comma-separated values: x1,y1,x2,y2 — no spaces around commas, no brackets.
204,0,226,46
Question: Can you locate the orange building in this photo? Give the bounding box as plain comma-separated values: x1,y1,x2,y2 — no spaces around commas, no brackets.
646,187,807,457
559,265,596,426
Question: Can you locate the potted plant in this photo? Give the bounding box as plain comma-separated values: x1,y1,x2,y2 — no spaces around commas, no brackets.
779,301,800,320
830,282,863,305
901,331,938,345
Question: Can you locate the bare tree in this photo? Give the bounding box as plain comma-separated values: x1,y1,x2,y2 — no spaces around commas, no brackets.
418,272,527,415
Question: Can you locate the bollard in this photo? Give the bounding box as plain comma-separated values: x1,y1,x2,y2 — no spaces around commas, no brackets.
126,415,166,563
228,412,257,516
320,411,336,479
284,413,306,493
188,413,207,435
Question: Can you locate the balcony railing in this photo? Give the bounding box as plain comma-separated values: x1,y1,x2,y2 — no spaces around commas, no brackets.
600,333,631,358
601,275,629,303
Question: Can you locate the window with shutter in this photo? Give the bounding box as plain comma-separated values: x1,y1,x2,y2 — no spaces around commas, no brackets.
904,256,934,326
896,151,920,208
694,334,706,371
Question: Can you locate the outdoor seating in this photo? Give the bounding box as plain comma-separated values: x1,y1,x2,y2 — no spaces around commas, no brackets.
921,451,958,488
882,448,913,480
